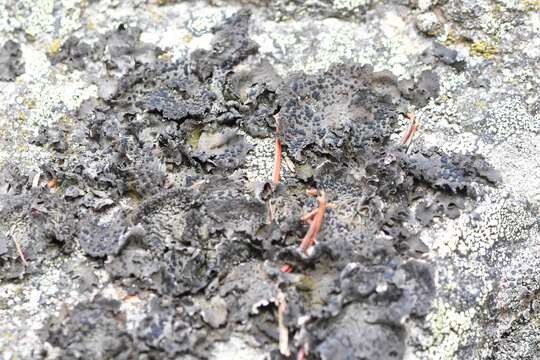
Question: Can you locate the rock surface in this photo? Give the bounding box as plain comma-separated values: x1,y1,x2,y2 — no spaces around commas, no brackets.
0,1,539,360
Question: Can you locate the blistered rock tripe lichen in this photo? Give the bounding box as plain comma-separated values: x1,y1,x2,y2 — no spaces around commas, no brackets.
0,1,539,359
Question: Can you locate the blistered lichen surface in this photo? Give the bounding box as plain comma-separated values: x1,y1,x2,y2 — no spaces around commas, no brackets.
1,1,539,360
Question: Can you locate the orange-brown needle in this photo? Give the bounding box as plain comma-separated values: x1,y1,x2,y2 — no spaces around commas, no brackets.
301,208,319,223
401,113,419,148
299,191,326,253
272,114,283,183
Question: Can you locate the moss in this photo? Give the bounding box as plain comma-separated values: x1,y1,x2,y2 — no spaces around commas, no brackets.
16,144,29,153
158,52,174,61
470,41,498,59
25,33,37,43
48,39,62,56
296,163,314,179
14,287,25,299
17,112,27,124
277,15,292,22
296,275,325,307
182,34,193,44
427,26,443,37
187,127,202,150
492,3,503,20
126,189,144,203
58,115,74,128
296,275,316,292
475,100,487,110
56,178,79,195
522,0,540,11
443,31,460,46
23,98,36,109
0,330,17,349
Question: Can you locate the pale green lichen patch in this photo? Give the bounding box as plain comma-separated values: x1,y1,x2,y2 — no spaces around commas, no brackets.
253,10,426,79
333,0,371,11
0,255,86,360
0,42,96,171
418,189,540,359
426,299,476,360
20,0,55,38
0,0,84,42
242,132,277,183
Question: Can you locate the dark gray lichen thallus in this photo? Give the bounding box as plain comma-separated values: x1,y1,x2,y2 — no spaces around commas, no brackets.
0,40,24,81
8,6,505,360
276,63,440,161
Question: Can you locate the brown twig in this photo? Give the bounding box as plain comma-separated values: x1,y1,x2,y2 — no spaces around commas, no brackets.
273,114,283,183
281,190,329,273
285,156,296,173
299,191,327,253
302,203,336,223
277,290,291,357
32,173,41,188
281,264,293,273
301,208,319,223
47,179,58,189
306,188,318,197
190,179,205,188
297,347,306,360
9,225,28,267
273,138,283,183
268,199,277,223
401,112,419,149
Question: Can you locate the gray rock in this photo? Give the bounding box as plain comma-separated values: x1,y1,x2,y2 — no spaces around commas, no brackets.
0,1,539,360
201,296,228,329
0,40,24,81
415,12,442,36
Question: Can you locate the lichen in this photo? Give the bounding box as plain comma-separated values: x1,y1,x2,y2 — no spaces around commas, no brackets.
470,41,498,59
426,299,476,360
47,39,62,55
332,0,371,11
187,127,202,150
21,0,55,38
1,1,539,359
522,0,540,12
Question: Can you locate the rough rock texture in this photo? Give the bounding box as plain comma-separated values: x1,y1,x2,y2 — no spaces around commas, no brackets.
0,40,24,81
0,1,539,360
